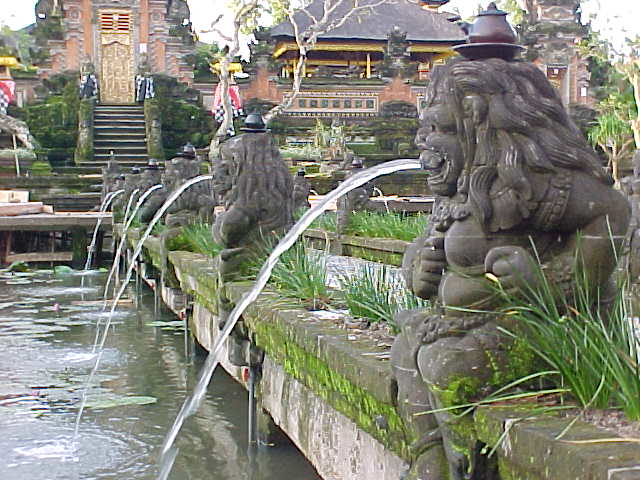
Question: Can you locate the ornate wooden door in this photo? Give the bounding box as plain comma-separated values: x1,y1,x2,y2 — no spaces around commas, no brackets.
99,10,134,104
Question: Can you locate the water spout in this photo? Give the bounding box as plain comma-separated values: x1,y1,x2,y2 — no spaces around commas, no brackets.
75,175,213,438
373,186,390,213
156,159,421,478
84,189,124,270
102,184,163,307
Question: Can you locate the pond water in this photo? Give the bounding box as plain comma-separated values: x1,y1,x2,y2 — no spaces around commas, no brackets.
0,269,321,480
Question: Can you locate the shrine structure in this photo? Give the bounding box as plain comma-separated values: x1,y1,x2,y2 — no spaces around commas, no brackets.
521,0,593,106
240,0,466,118
32,0,196,104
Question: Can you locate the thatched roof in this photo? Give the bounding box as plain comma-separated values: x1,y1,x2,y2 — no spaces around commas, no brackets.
270,0,465,43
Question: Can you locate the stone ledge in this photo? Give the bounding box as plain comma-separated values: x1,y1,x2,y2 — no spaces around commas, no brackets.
475,406,640,479
167,250,410,459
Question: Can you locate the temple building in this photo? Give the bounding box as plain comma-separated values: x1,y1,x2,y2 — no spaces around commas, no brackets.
32,0,196,104
520,0,593,105
240,0,466,118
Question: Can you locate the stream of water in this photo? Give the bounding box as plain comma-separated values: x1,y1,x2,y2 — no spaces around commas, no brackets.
0,269,321,479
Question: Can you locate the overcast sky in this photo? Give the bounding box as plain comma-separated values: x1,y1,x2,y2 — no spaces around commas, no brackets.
1,0,637,53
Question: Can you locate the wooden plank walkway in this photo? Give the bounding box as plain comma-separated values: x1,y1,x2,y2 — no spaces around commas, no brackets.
6,252,73,263
0,212,111,231
0,212,112,268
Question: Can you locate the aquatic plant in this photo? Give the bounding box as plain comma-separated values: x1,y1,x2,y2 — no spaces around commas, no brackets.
339,263,428,329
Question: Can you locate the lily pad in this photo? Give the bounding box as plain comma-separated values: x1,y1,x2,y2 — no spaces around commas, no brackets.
83,395,157,409
7,261,29,272
53,265,74,275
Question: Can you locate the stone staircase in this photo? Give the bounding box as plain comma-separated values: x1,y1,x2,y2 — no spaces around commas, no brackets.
89,104,150,169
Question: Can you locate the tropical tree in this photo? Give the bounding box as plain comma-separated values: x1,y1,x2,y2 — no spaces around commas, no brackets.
588,97,635,181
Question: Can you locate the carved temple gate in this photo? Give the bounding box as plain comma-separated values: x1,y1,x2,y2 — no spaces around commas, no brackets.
99,10,134,104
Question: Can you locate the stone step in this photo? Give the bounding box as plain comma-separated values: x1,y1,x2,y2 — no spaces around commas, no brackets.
94,152,148,160
94,126,147,133
54,166,103,175
92,132,147,140
94,149,148,158
94,118,146,125
80,159,156,169
94,139,148,147
95,111,144,117
95,105,143,112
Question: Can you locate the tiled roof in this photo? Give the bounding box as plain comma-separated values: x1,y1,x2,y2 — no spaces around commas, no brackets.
270,0,466,43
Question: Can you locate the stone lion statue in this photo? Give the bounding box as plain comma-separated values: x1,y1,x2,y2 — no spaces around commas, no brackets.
391,57,630,479
212,131,293,277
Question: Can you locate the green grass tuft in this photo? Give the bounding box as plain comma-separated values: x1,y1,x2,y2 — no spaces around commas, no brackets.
167,222,223,257
338,263,429,330
268,241,333,310
494,263,640,420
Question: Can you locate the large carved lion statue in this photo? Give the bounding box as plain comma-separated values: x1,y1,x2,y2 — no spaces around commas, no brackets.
391,57,630,480
212,131,293,276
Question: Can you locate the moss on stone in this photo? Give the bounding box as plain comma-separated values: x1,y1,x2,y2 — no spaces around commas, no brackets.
29,160,53,176
250,319,412,459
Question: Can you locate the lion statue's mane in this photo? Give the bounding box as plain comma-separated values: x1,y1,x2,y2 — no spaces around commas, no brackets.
424,58,611,231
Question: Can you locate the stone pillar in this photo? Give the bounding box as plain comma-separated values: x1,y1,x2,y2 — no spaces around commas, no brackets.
82,0,93,58
0,232,11,266
71,227,88,269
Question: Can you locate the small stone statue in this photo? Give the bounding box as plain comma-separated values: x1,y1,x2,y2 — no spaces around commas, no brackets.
139,144,213,225
79,60,98,99
101,152,120,200
135,57,155,103
212,113,294,277
292,169,311,210
336,157,373,235
112,166,141,221
390,7,630,478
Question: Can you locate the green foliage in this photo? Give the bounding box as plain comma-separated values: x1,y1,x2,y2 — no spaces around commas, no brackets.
308,211,337,232
338,263,428,329
29,161,52,176
494,264,640,420
12,74,79,155
168,222,223,257
268,241,332,309
588,95,635,178
346,211,427,242
279,144,323,161
0,25,34,64
152,75,213,155
308,211,426,242
193,43,220,82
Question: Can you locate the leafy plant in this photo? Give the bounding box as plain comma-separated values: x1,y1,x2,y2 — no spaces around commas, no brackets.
339,263,428,329
492,262,640,420
268,241,332,310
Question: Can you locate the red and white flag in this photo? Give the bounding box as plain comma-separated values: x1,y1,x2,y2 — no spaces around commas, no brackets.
213,83,243,135
0,80,16,115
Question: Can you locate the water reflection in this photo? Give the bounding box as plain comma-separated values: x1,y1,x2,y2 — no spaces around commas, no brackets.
0,270,320,480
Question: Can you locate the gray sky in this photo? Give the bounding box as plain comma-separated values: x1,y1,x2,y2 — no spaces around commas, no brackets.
1,0,638,52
